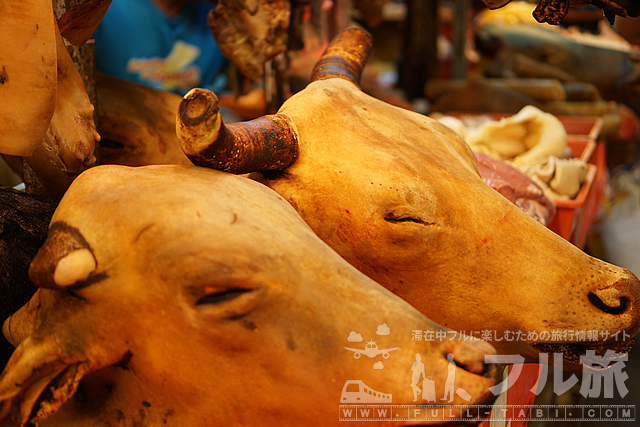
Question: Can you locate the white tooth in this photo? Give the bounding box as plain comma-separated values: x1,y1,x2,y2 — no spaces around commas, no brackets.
53,249,96,287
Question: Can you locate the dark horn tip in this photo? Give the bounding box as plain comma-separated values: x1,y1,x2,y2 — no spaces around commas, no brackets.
311,27,373,86
179,89,220,127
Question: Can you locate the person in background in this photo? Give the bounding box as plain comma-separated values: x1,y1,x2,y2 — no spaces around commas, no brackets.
94,0,265,120
95,0,229,96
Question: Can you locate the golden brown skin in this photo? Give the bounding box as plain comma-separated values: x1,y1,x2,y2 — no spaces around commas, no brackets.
266,77,640,368
0,165,499,426
177,28,640,371
0,0,57,156
23,17,99,199
97,73,192,167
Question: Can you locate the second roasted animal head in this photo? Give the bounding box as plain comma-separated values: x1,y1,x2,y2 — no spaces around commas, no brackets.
176,28,640,371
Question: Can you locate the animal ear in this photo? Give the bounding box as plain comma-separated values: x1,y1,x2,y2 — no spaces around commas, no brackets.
0,335,90,425
2,290,43,348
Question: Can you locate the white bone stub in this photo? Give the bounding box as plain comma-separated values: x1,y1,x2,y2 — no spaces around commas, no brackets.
53,249,96,287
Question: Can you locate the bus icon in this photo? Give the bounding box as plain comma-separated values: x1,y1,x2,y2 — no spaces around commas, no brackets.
340,380,392,403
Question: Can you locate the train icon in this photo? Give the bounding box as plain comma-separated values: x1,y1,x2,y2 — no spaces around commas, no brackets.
340,380,392,403
344,339,399,359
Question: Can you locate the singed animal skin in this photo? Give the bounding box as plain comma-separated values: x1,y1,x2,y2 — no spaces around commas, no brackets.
176,28,640,371
0,165,499,426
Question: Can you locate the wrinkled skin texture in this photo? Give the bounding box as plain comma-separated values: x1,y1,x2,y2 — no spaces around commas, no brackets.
0,165,499,426
208,0,290,81
23,16,99,199
259,78,640,369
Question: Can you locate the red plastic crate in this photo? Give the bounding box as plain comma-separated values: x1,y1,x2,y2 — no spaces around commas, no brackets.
446,112,605,248
555,116,603,140
548,162,597,244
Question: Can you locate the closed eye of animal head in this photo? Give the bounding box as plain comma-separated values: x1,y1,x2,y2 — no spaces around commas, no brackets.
196,287,256,306
185,276,266,321
384,210,436,227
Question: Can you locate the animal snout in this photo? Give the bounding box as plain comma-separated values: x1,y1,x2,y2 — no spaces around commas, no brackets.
440,338,498,378
589,271,640,317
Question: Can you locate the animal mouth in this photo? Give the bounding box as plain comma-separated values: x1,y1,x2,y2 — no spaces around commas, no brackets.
531,337,635,368
27,362,84,422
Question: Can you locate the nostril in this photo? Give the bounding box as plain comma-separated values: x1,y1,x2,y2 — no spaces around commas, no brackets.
588,292,629,315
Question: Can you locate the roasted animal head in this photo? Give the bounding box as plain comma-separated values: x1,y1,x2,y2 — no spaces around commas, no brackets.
0,165,499,426
176,28,640,371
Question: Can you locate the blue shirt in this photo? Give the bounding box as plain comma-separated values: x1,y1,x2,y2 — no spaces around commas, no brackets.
94,0,228,95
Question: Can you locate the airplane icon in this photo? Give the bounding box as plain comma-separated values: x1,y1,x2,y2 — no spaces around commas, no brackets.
344,339,399,359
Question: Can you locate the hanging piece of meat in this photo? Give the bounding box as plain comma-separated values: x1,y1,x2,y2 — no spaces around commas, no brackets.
208,0,290,81
24,13,99,199
0,1,58,156
57,0,113,46
482,0,640,25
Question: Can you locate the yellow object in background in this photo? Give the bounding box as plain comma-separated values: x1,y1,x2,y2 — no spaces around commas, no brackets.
475,2,548,28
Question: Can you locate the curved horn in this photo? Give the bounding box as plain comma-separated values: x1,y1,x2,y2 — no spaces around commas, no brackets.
177,89,299,173
311,27,373,87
